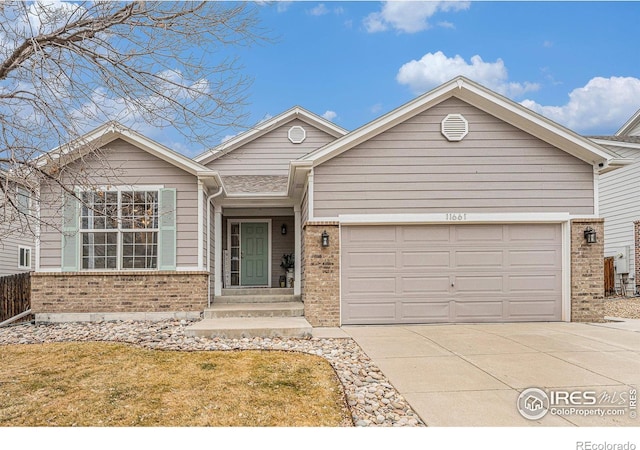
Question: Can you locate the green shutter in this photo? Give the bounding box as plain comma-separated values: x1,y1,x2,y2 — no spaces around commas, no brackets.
61,192,80,272
158,188,177,271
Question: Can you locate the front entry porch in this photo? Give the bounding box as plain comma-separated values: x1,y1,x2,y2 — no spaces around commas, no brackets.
184,287,312,338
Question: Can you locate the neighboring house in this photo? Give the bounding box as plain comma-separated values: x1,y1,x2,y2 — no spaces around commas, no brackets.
29,77,625,325
0,170,36,276
593,109,640,295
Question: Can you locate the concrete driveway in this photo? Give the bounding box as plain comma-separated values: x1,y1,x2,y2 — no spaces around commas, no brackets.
343,321,640,426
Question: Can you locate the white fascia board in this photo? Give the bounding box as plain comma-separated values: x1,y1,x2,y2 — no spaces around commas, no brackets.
39,121,210,177
455,82,614,165
305,76,614,168
194,107,347,164
338,212,573,225
591,139,640,151
616,108,640,136
597,158,636,174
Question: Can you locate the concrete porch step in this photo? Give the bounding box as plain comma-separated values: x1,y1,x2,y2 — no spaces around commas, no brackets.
215,294,300,304
222,288,293,296
204,302,304,319
184,317,313,339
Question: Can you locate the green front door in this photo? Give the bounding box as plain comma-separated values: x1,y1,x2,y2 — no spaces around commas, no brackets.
241,222,269,286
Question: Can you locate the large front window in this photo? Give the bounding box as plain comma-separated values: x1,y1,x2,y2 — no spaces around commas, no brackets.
80,190,158,270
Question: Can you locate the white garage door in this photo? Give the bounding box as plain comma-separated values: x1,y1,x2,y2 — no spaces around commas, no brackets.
341,224,563,324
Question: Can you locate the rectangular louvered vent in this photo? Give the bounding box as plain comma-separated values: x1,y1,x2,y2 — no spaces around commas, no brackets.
441,114,469,141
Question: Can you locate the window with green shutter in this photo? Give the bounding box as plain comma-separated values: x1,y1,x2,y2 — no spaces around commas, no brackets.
62,187,176,271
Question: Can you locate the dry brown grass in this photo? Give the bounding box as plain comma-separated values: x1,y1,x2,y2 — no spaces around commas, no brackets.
0,342,353,427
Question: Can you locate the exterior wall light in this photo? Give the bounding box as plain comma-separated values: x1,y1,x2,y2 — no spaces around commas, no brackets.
321,230,329,248
281,224,287,235
584,227,597,244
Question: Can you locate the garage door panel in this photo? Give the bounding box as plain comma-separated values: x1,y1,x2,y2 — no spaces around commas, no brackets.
401,276,451,294
507,300,560,320
455,225,504,242
455,250,504,268
344,302,396,323
401,302,451,321
401,225,450,242
401,251,450,268
508,223,559,242
509,249,560,268
341,224,563,324
344,276,396,294
509,274,560,292
455,275,504,293
343,225,396,244
454,301,503,320
345,251,396,270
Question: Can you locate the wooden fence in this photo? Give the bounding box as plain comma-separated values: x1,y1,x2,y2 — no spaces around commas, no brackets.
604,256,615,297
0,272,32,324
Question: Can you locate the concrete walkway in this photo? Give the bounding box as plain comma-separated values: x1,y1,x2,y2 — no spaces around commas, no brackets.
343,321,640,426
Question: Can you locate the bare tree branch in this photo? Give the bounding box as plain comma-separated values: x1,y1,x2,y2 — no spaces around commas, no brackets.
0,0,267,238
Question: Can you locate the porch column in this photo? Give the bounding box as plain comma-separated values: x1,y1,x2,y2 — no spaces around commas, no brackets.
294,205,301,296
214,205,223,297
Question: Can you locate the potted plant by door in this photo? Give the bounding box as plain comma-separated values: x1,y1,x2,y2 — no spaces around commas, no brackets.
280,254,294,288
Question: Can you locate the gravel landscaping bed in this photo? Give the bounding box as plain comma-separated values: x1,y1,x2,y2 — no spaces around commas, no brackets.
0,320,424,427
604,296,640,319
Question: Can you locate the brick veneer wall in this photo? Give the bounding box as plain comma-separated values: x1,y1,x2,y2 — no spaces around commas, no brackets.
302,223,340,327
634,221,640,295
571,219,605,322
31,271,208,314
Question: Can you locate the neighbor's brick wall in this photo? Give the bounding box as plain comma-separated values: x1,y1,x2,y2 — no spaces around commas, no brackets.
31,271,208,313
634,220,640,295
302,223,340,327
571,219,605,322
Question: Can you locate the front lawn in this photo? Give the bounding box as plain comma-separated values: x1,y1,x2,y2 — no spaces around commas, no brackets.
0,342,352,426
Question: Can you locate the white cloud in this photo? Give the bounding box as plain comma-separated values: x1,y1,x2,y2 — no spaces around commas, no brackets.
396,51,539,98
309,4,330,16
364,1,470,34
521,76,640,134
322,110,337,121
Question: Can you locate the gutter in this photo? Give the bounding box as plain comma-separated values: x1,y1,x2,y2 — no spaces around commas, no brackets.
206,187,224,307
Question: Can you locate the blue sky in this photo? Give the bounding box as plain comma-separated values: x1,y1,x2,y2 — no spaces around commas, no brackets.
171,0,640,156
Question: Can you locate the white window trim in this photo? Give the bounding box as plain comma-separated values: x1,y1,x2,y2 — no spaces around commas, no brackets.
78,186,164,271
18,245,32,270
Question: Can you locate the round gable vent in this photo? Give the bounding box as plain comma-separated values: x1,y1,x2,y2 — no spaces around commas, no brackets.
441,114,469,142
288,125,306,144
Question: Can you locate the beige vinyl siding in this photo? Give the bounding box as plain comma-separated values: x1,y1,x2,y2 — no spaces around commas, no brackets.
599,145,640,293
313,98,595,217
39,139,200,270
0,230,34,275
207,119,337,176
0,188,36,275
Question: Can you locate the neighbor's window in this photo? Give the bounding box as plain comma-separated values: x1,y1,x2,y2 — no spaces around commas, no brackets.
80,190,158,270
16,186,31,215
18,246,31,269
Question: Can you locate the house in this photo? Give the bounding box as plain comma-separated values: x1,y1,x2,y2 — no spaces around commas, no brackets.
29,77,625,327
0,170,36,276
593,110,640,296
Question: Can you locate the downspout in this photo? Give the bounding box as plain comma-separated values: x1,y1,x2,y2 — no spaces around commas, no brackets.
207,187,224,307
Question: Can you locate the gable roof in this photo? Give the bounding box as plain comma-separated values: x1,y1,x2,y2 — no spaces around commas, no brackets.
300,76,623,173
193,106,347,165
616,108,640,136
37,122,222,187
